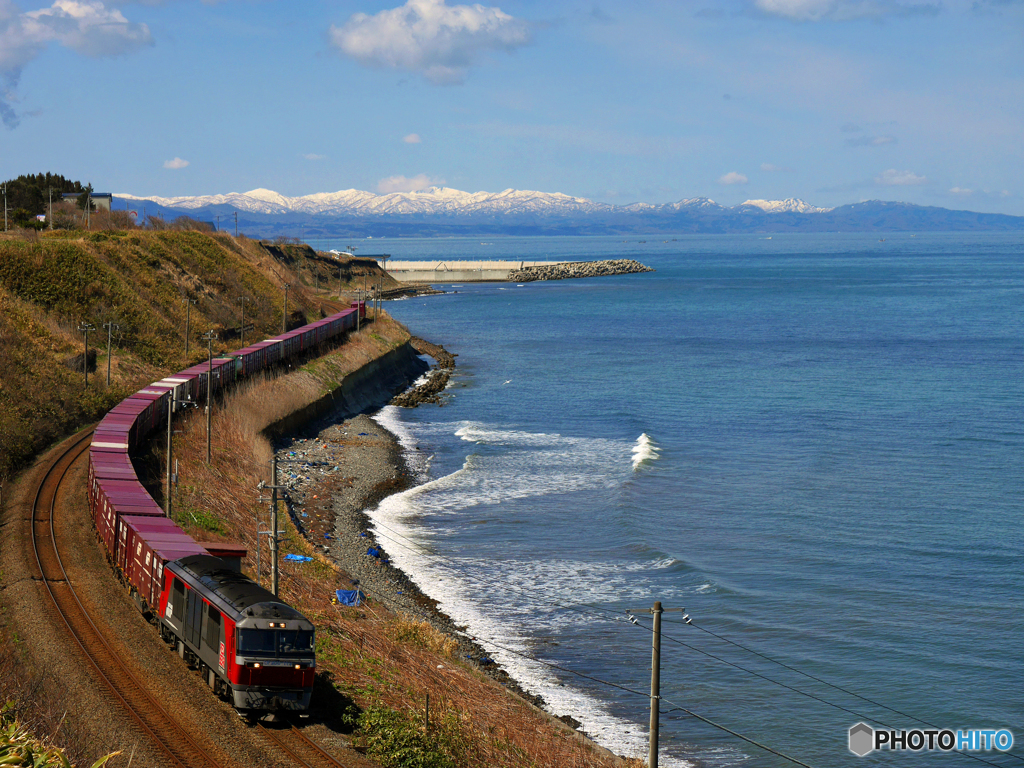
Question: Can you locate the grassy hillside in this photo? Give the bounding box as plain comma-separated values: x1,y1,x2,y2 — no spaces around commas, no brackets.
0,229,386,481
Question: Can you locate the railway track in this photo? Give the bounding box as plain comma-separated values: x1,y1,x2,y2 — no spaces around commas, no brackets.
29,429,233,768
258,722,348,768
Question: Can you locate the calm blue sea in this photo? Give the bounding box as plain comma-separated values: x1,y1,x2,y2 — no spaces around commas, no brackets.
316,233,1024,767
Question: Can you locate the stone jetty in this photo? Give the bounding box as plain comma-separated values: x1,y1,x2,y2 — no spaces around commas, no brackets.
508,259,654,282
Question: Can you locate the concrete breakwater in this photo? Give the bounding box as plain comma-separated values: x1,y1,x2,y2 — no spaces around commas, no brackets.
508,258,654,282
385,260,561,282
385,258,653,283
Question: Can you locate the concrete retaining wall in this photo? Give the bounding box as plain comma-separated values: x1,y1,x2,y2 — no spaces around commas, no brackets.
263,341,429,440
386,260,562,283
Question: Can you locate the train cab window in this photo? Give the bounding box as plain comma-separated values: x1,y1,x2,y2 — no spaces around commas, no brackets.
279,630,315,655
171,578,185,622
236,628,314,656
237,629,276,654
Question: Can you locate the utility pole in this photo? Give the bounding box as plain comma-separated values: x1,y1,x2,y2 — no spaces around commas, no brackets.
257,460,286,595
282,283,290,333
203,330,217,464
103,321,120,386
271,457,280,596
183,297,196,358
165,394,194,517
78,322,96,387
627,602,685,768
2,183,7,232
166,397,174,518
237,296,250,347
48,187,53,230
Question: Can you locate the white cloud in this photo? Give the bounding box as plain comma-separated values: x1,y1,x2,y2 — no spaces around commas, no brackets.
163,157,189,169
303,153,326,160
330,0,531,85
949,186,973,195
754,0,939,21
875,168,927,186
25,0,152,57
719,171,749,185
403,133,422,143
755,0,836,20
0,0,151,128
761,162,789,172
376,173,438,193
846,135,897,147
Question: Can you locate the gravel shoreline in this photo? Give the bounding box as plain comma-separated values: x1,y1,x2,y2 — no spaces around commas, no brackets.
272,345,575,722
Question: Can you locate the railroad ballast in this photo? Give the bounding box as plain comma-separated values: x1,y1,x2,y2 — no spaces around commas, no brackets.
86,301,367,719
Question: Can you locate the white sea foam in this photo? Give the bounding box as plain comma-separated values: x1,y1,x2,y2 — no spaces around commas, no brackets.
373,406,433,479
631,432,660,470
363,414,695,766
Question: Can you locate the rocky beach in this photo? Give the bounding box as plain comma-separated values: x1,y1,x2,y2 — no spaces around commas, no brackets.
270,341,563,716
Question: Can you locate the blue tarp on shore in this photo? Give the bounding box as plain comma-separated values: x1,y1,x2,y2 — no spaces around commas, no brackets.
335,589,366,607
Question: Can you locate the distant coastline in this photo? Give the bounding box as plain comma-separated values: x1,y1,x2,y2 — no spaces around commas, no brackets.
115,188,1024,239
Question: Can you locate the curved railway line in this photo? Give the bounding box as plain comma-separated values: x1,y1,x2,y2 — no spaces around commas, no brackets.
29,427,233,768
26,427,353,768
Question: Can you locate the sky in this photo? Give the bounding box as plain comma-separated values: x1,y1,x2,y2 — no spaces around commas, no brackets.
1,0,1023,214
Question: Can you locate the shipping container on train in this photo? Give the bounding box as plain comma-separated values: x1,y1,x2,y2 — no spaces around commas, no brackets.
85,307,362,718
88,454,138,485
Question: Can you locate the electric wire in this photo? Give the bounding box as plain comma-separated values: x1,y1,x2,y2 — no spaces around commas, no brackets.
630,618,1015,768
329,498,1019,766
435,611,819,768
301,491,821,765
292,450,1018,766
680,619,1024,765
660,697,815,768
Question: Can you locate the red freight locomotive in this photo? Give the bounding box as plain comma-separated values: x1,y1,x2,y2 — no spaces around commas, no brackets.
159,555,315,715
87,303,365,717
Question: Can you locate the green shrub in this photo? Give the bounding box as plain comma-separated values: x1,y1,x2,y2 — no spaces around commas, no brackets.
359,705,465,768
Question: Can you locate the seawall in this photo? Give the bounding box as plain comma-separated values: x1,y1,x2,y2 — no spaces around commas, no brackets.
385,260,562,282
263,341,429,441
386,258,653,283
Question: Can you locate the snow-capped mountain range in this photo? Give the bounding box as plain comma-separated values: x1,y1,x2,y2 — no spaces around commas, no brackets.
116,186,1024,235
117,186,833,217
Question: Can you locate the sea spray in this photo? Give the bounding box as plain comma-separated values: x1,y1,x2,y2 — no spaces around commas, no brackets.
631,433,660,470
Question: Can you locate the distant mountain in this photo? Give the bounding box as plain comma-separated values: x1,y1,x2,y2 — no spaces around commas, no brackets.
116,187,1024,237
119,186,615,217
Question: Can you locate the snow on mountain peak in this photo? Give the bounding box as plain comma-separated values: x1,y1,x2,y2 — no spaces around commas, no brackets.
740,198,833,214
116,186,838,219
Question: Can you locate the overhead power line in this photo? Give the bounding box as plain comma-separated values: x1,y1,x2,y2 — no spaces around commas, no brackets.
299,460,1018,767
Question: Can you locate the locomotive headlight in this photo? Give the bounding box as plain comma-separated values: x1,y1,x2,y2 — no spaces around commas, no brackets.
252,662,261,669
294,664,301,670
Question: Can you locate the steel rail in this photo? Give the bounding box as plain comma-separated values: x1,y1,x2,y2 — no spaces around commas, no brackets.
257,722,347,768
29,429,229,768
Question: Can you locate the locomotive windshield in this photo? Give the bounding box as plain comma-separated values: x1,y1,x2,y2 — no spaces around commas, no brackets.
237,628,314,657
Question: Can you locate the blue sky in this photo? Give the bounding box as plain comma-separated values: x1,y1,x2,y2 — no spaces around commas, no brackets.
2,0,1022,213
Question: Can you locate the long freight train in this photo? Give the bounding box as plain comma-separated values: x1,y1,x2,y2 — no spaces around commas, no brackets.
87,302,365,717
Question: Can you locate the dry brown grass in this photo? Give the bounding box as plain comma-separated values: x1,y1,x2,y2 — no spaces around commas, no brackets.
166,314,625,768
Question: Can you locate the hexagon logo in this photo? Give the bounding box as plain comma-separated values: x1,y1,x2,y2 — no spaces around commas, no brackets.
849,722,874,757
